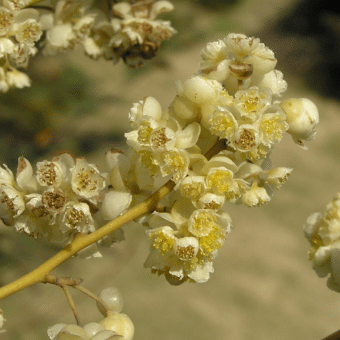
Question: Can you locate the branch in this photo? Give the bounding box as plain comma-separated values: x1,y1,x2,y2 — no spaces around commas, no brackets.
0,179,175,300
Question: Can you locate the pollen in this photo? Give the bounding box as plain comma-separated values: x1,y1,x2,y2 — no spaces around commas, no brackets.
162,151,187,180
206,169,232,194
199,225,225,258
137,120,153,144
176,245,196,261
180,182,204,201
189,210,217,237
261,116,286,144
0,9,13,34
42,189,66,211
235,129,256,151
0,192,15,212
149,230,174,255
203,201,222,210
139,150,158,175
37,162,59,186
308,233,324,261
210,112,235,138
76,168,98,191
66,207,86,229
150,127,171,150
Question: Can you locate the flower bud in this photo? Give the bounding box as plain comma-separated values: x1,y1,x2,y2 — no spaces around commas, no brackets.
100,314,134,340
101,190,132,221
97,287,124,315
280,98,319,148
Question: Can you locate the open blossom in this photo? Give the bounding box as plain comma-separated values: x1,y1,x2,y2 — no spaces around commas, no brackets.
303,193,340,292
0,5,42,91
109,0,176,68
41,0,98,55
199,33,277,86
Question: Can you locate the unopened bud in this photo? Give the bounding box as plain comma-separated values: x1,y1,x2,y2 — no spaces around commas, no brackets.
280,98,319,148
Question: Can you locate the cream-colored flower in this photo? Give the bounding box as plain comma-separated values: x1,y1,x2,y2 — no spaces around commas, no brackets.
5,69,30,88
36,160,64,187
303,194,340,292
266,167,292,190
109,0,176,67
199,33,276,83
242,182,270,207
128,96,163,129
234,86,272,123
208,106,238,140
232,124,259,152
257,109,288,147
199,39,230,81
70,158,106,200
60,202,95,234
280,97,319,149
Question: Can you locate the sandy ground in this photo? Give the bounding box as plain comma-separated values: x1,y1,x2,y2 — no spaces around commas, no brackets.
2,0,340,339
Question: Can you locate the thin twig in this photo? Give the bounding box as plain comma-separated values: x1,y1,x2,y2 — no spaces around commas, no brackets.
43,274,82,325
73,285,110,316
61,284,81,325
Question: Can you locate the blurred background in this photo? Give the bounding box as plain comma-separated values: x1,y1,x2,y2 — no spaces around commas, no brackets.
1,0,340,339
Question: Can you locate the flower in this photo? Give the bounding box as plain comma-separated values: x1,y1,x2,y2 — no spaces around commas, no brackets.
280,97,319,149
199,33,277,85
0,6,43,91
109,0,176,68
303,194,340,291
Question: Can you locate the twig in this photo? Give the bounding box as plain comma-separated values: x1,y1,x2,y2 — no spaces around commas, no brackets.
61,285,81,325
73,285,110,316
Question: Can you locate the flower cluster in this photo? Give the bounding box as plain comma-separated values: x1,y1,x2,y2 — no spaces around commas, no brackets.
0,152,128,256
124,33,319,284
0,0,43,91
0,33,320,284
0,0,176,92
303,193,340,292
48,287,134,340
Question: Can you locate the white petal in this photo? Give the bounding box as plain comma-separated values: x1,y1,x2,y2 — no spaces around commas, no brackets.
176,122,201,149
101,190,132,220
